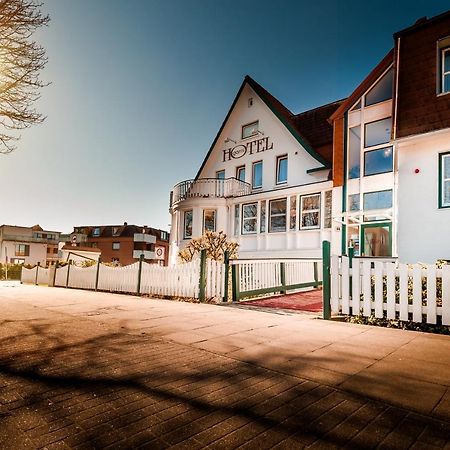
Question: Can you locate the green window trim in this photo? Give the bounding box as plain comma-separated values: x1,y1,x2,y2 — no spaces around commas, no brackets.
439,151,450,208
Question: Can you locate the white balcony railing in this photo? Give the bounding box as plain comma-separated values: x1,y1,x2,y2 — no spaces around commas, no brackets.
170,178,251,207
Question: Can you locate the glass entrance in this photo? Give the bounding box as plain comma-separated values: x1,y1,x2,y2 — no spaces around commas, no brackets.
361,223,391,257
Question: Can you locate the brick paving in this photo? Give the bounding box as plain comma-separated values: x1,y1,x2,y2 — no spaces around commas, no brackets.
0,285,450,449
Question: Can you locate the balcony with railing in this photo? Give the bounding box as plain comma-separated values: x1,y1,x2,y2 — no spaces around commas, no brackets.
170,178,252,207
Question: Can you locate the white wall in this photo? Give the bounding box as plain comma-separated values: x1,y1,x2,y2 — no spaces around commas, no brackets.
397,129,450,263
0,241,47,265
199,83,329,186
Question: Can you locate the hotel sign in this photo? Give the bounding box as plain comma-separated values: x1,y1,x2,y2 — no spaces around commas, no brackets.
222,136,273,162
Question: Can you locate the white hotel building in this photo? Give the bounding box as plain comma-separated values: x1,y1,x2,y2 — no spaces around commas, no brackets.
169,12,450,265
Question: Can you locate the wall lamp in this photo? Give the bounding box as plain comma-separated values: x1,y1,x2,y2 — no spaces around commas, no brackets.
224,137,237,144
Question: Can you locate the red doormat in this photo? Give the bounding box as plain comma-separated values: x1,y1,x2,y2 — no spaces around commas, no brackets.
242,289,323,312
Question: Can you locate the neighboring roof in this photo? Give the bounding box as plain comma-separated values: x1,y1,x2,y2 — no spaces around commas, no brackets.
394,10,450,37
74,224,169,239
329,49,394,123
0,224,60,234
195,75,343,179
292,100,345,150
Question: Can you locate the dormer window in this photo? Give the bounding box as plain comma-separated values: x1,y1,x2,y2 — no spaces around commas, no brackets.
92,227,101,237
242,121,259,139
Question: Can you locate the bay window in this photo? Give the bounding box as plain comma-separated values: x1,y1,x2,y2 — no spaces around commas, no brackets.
183,210,193,239
269,198,287,232
242,203,258,234
300,194,320,229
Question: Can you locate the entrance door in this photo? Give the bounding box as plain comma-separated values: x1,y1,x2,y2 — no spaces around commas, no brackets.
361,223,392,257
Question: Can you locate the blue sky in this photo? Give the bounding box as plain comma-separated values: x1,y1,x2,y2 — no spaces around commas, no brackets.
1,0,448,233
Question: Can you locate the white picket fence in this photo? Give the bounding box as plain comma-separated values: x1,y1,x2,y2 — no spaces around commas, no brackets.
233,259,322,298
331,256,450,325
20,266,50,285
44,258,225,300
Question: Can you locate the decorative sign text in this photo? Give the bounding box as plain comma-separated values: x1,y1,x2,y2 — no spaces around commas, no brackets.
222,136,273,162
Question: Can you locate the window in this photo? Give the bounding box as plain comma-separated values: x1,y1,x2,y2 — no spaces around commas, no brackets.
350,99,361,111
236,166,246,182
242,121,258,139
252,161,263,189
439,152,450,208
92,227,101,237
91,242,98,248
260,201,266,233
183,210,193,239
112,242,120,250
269,198,287,232
234,204,240,236
364,147,393,176
289,196,297,230
15,244,30,256
112,227,120,236
300,194,320,229
324,191,332,228
365,68,393,106
216,170,225,179
363,190,393,210
364,118,391,148
276,155,288,184
348,126,361,179
242,203,258,234
12,258,25,265
439,45,450,94
348,194,360,211
203,209,216,232
160,231,169,241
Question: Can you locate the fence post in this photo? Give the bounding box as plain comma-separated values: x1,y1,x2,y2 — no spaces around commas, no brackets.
52,261,59,287
313,261,319,288
66,260,72,288
231,263,240,302
322,240,331,320
137,254,144,295
223,251,229,303
35,262,40,285
198,249,207,302
280,262,286,294
95,258,101,291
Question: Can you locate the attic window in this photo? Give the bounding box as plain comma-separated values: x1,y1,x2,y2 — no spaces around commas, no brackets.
350,99,361,111
365,68,393,107
248,97,253,107
242,121,258,139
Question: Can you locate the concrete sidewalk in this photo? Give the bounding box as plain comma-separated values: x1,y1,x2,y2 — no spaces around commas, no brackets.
1,285,450,449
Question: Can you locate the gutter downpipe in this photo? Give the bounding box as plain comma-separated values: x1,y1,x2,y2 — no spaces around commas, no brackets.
341,112,348,255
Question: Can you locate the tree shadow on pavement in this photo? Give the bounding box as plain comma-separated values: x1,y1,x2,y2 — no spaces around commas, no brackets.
0,317,449,449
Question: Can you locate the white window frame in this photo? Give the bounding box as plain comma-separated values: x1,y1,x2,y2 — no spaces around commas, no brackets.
183,210,193,239
242,121,258,139
440,152,450,208
241,203,258,235
276,155,288,185
441,47,450,94
300,194,321,230
268,198,287,233
236,165,245,182
112,242,120,250
203,209,216,233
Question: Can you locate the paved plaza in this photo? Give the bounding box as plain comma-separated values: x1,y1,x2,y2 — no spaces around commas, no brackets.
1,284,450,449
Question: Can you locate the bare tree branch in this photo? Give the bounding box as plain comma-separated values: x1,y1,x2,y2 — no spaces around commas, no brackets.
0,0,49,153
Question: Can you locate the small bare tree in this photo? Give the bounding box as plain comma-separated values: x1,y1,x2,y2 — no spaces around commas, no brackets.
178,231,239,263
0,0,49,153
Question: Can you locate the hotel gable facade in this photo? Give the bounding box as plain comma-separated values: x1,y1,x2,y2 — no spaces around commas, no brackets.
169,11,450,265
